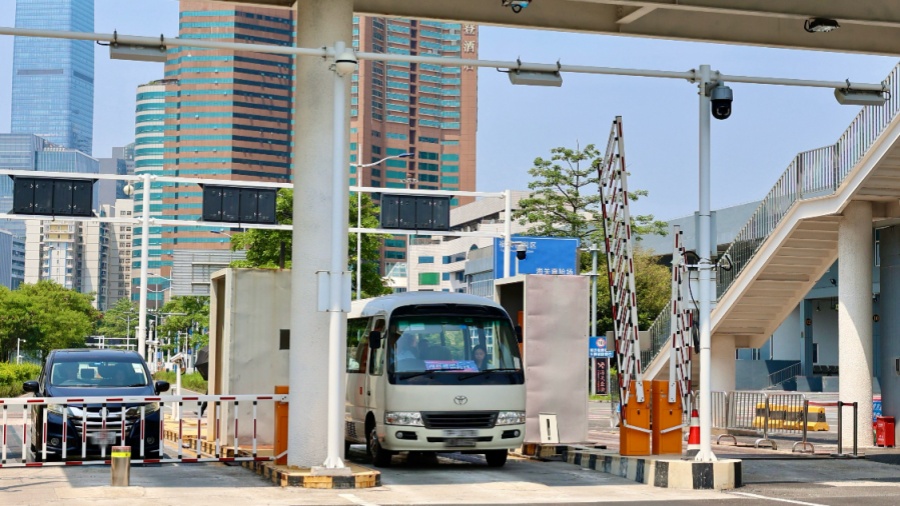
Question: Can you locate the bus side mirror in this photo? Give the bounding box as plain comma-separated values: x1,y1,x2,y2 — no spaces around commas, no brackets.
369,330,382,349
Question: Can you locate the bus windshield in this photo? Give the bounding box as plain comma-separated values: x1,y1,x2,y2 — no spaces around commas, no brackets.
387,313,523,385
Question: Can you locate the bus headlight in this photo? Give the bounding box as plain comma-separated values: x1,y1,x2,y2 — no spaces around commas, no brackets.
496,411,526,425
385,411,424,426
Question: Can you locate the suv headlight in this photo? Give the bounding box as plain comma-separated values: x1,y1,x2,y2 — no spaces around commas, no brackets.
496,411,526,425
47,404,67,416
125,403,160,419
385,411,424,426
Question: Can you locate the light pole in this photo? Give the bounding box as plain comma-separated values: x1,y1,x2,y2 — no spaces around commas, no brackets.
16,338,25,364
124,174,152,360
351,152,412,300
403,176,418,292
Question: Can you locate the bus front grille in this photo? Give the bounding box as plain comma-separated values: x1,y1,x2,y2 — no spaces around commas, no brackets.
421,411,498,429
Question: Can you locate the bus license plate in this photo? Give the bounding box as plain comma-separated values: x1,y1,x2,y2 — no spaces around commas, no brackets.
443,429,478,447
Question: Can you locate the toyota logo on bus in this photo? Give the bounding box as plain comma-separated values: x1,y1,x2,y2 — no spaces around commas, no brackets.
453,395,468,405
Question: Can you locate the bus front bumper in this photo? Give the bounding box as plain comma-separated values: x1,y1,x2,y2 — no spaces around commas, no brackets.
380,423,525,452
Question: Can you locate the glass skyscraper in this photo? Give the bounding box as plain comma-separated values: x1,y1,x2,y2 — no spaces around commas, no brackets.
11,0,95,155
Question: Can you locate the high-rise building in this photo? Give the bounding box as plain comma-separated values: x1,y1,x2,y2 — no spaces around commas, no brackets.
104,199,133,308
98,145,135,209
156,1,293,293
24,218,111,309
11,0,95,155
350,17,479,276
131,81,169,303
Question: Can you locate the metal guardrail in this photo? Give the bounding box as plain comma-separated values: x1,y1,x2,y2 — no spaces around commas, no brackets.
642,61,900,369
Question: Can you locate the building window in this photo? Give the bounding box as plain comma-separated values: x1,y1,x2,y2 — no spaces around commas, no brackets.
419,272,440,285
418,256,434,264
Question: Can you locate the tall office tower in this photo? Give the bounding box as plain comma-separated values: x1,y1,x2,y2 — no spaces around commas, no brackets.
11,0,95,155
98,144,135,209
159,0,293,294
350,18,479,277
131,81,169,304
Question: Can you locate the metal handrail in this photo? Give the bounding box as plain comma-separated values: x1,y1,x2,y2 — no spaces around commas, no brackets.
642,61,900,368
767,362,802,389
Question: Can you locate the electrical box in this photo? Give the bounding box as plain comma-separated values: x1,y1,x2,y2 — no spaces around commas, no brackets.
202,185,277,224
380,194,450,231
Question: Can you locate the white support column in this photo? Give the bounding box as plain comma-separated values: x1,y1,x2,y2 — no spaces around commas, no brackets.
838,200,874,447
710,334,736,393
291,0,353,468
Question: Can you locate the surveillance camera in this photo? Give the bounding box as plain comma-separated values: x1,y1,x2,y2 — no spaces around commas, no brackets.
333,49,358,77
501,0,531,13
515,243,527,261
710,83,733,120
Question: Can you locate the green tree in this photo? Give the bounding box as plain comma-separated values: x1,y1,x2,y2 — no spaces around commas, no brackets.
96,298,139,342
0,281,100,358
513,144,667,246
156,296,210,353
515,144,670,334
228,189,392,299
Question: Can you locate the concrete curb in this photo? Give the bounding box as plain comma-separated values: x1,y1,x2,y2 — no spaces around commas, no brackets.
562,447,741,490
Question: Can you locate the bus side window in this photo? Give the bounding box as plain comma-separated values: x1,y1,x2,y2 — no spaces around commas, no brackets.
370,319,386,375
347,317,369,373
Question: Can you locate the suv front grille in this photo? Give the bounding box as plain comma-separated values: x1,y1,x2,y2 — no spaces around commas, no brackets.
421,411,498,429
70,406,136,440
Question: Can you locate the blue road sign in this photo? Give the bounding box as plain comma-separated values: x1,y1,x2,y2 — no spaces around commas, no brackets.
588,335,608,358
493,236,580,277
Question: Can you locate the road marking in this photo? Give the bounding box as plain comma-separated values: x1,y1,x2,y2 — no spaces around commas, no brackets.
339,493,380,506
730,492,826,506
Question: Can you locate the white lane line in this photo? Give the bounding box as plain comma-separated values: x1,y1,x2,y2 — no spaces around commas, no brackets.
339,493,380,506
730,491,827,506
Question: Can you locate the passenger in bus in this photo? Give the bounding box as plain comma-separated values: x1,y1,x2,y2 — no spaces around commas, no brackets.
395,333,419,361
472,345,488,370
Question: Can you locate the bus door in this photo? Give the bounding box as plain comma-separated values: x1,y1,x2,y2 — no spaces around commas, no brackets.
346,317,372,441
366,318,387,415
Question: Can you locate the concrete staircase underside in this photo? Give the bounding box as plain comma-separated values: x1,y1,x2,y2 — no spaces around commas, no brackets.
645,108,900,381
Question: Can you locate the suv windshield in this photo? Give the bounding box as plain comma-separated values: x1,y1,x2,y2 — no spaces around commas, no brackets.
50,359,149,388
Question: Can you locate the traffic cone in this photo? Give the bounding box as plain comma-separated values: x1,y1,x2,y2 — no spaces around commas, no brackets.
686,409,700,456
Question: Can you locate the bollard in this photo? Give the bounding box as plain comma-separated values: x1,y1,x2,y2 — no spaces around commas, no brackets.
111,446,131,486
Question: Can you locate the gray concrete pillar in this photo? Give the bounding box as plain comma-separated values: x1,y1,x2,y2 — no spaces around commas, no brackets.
879,226,900,445
710,334,736,392
838,201,874,447
290,0,353,467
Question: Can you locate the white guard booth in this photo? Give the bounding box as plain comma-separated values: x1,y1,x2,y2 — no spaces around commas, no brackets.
495,274,589,444
208,268,292,446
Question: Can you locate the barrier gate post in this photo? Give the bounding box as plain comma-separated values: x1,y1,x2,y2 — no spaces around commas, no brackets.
651,380,683,454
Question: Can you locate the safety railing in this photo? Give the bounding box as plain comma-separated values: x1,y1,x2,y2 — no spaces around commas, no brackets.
0,393,286,468
711,391,831,453
643,61,900,370
766,362,802,389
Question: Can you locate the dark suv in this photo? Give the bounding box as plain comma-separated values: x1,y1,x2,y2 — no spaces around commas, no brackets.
23,349,170,461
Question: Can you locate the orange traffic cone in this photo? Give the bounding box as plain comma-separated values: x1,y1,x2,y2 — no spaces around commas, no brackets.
686,409,700,456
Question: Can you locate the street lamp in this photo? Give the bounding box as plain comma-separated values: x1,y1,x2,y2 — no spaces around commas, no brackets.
124,175,153,360
352,152,412,300
16,338,25,364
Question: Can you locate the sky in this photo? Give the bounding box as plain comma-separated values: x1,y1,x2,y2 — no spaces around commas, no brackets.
0,1,897,223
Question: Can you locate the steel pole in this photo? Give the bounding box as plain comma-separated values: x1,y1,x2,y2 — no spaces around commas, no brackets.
695,64,716,462
137,172,151,360
356,188,362,300
591,245,598,395
504,190,512,278
323,40,350,469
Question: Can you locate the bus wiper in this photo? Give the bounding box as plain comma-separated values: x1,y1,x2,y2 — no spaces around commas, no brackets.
457,368,520,381
398,368,467,380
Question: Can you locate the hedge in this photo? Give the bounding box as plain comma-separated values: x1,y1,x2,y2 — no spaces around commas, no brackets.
0,362,41,398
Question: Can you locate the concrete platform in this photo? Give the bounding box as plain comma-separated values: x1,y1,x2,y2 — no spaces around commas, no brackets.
562,445,742,490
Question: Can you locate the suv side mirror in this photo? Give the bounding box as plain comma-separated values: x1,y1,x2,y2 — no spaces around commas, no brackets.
22,380,39,393
155,380,170,394
369,330,382,350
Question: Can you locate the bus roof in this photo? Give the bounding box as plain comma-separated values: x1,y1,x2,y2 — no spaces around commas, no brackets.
350,291,505,319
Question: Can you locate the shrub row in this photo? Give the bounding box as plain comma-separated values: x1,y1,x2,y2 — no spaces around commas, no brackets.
152,371,208,393
0,362,41,398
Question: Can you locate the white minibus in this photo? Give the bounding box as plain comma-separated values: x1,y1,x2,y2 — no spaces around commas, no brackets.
345,291,525,467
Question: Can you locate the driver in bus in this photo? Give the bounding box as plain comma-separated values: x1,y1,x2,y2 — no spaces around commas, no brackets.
395,333,419,361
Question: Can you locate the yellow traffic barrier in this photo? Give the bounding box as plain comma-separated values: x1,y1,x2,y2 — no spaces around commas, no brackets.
752,403,829,431
806,407,829,431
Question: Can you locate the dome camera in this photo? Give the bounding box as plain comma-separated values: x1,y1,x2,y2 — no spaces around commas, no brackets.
333,50,358,77
710,83,733,120
515,243,527,261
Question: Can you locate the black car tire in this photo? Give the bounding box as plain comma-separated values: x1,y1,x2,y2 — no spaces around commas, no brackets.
485,450,508,467
367,426,393,467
